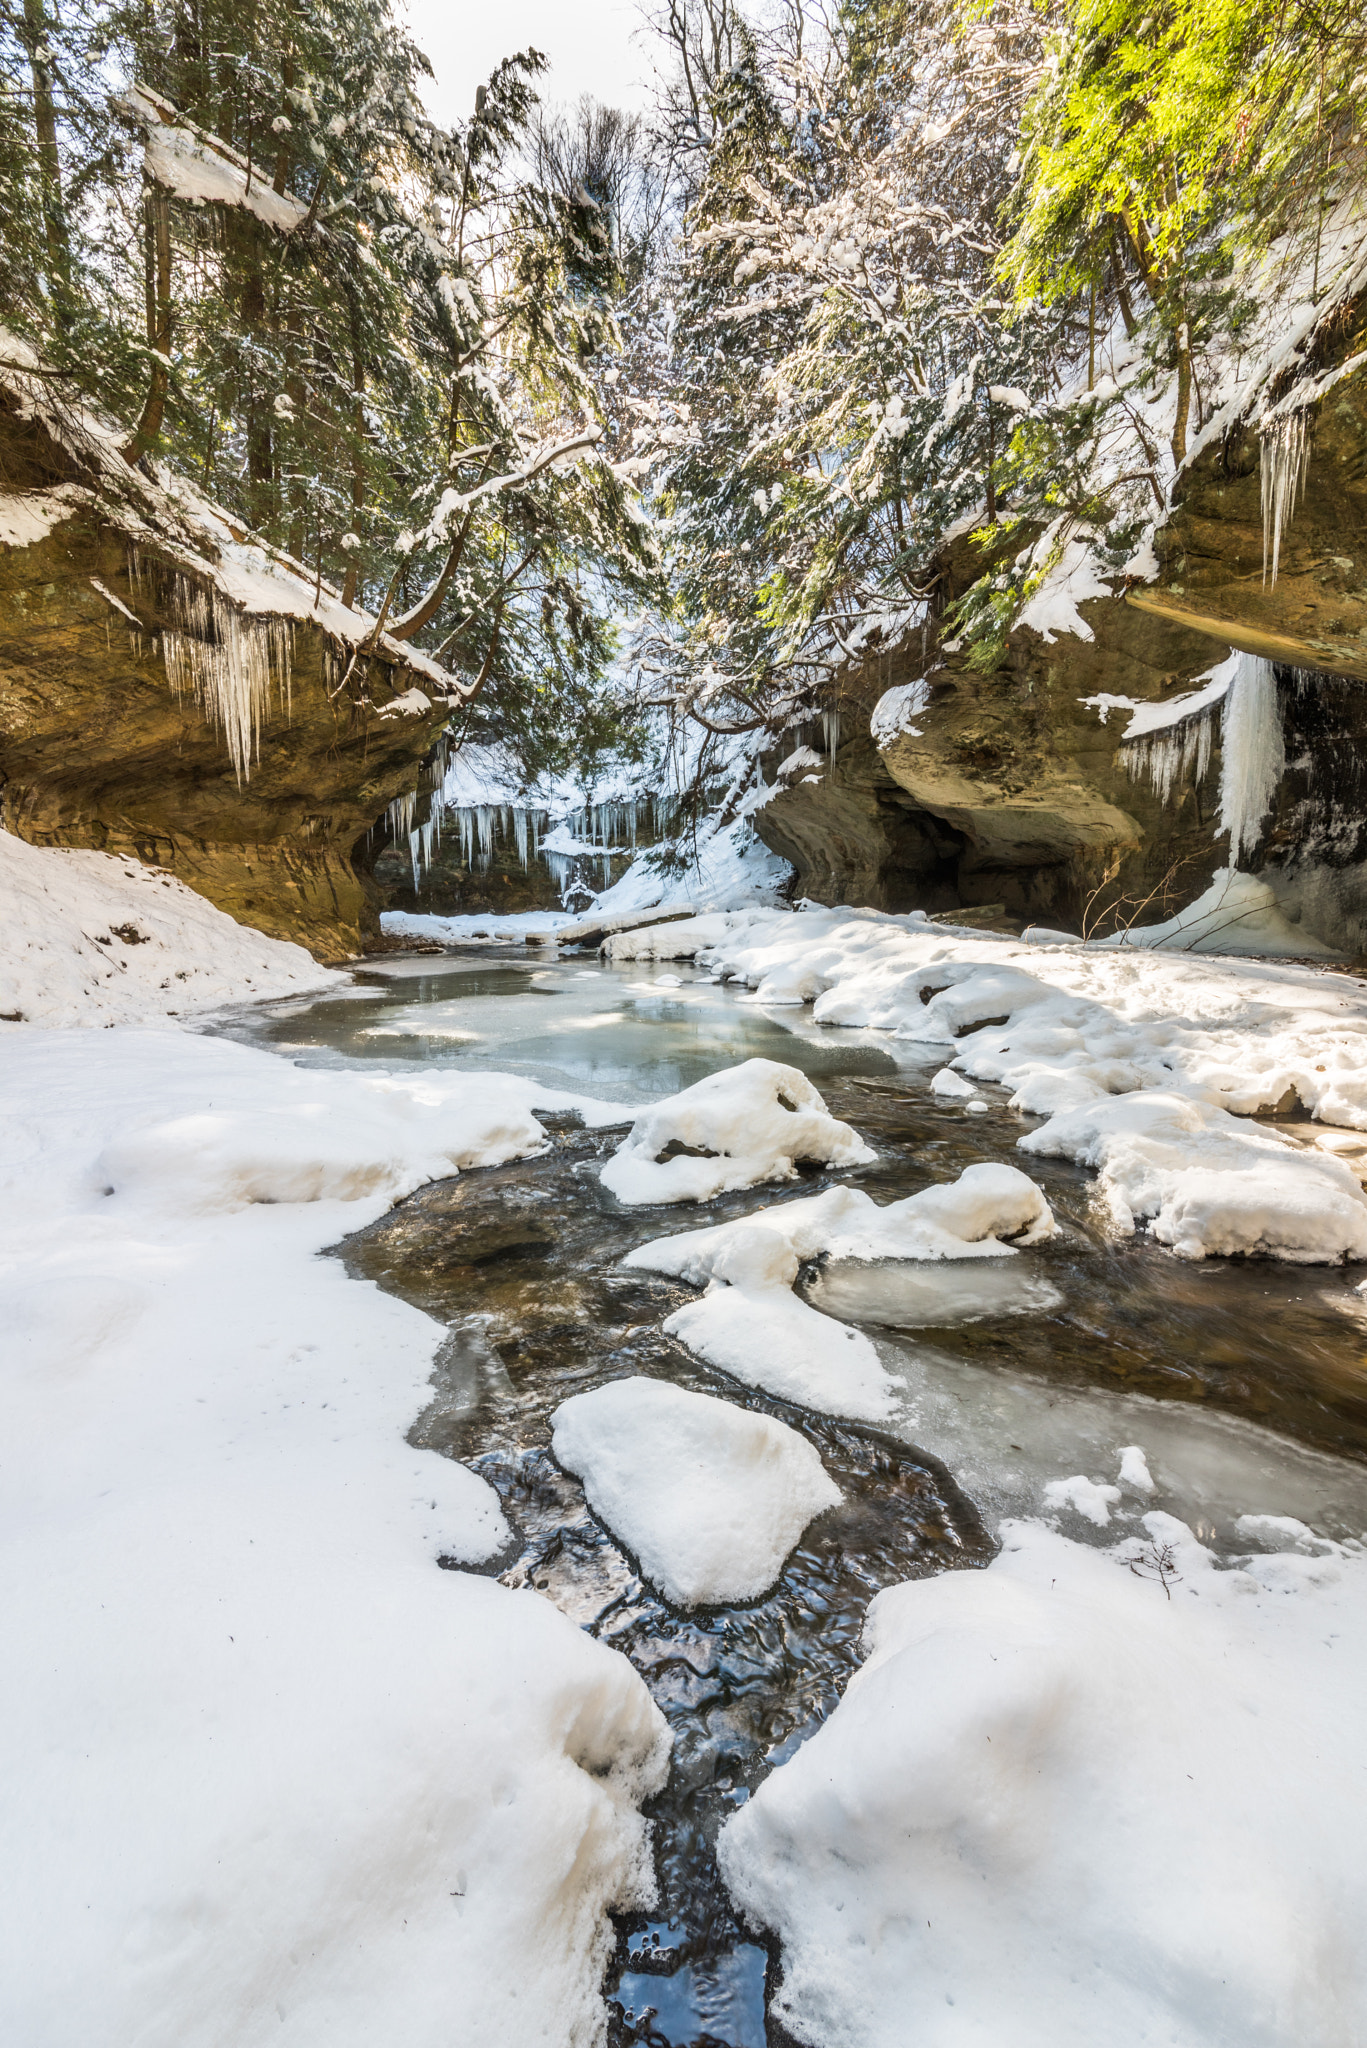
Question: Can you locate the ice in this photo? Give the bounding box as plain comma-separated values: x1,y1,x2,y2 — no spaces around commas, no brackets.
0,830,339,1027
719,1514,1367,2048
550,1377,841,1607
1217,653,1286,864
1261,407,1312,589
0,1028,670,2047
600,1058,876,1206
805,1257,1062,1328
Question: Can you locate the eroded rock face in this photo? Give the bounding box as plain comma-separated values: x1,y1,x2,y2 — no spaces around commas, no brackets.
754,714,966,912
766,302,1367,950
0,385,453,962
1129,295,1367,680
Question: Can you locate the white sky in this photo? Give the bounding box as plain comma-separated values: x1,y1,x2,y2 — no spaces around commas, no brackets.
402,0,656,125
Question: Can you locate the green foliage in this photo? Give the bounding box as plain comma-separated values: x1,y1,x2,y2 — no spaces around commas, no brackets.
1001,0,1367,320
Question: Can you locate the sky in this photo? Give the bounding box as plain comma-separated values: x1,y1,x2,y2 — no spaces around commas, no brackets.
402,0,656,126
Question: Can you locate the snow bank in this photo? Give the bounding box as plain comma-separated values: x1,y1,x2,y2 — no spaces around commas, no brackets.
585,816,793,920
0,830,341,1025
609,907,1367,1260
719,1512,1367,2048
550,1377,841,1607
629,1166,1054,1420
600,1057,875,1206
0,1028,669,2047
1098,866,1337,958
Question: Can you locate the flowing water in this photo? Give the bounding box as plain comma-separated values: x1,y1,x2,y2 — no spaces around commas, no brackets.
216,947,1367,2048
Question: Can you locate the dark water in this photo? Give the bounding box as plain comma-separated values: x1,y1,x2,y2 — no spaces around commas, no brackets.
221,947,1367,2048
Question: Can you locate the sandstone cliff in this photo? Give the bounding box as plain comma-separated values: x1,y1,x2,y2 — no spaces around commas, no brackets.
754,290,1367,955
0,360,461,961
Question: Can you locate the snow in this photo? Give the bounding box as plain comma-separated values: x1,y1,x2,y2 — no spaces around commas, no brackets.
627,1165,1055,1421
0,830,340,1025
0,1025,670,2048
1097,867,1338,959
0,480,88,547
549,1377,841,1607
1015,524,1114,643
930,1065,979,1097
588,817,793,920
125,85,310,235
870,678,929,746
599,1057,876,1206
608,907,1367,1261
719,1511,1367,2048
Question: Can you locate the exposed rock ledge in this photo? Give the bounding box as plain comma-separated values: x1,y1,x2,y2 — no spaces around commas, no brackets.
0,358,461,960
755,293,1367,955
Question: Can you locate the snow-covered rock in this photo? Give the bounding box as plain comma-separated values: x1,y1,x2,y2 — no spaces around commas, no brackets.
0,1027,668,2048
627,1166,1055,1420
550,1377,841,1607
608,907,1367,1261
719,1513,1367,2048
0,829,339,1026
628,1167,1056,1278
599,1057,876,1206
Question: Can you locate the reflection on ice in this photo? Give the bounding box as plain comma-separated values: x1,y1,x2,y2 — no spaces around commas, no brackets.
806,1256,1063,1327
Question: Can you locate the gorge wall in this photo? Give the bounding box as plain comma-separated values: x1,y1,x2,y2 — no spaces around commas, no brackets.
0,373,457,962
754,294,1367,957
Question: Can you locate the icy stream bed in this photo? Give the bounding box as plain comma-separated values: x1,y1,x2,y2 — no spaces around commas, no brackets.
216,950,1367,2047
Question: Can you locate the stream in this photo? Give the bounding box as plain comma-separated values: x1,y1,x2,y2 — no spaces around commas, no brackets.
214,945,1367,2048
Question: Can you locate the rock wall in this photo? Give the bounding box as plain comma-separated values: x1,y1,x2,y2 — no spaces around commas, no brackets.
754,293,1367,954
0,379,456,962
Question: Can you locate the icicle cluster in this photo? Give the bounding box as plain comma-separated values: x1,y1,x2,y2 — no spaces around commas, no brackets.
1121,712,1217,804
1218,653,1285,864
154,568,294,786
1260,411,1311,590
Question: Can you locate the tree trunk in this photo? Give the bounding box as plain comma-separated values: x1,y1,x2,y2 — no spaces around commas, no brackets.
23,0,70,310
121,187,173,465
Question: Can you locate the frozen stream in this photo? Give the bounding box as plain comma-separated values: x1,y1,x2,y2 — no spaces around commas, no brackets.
216,948,1367,2048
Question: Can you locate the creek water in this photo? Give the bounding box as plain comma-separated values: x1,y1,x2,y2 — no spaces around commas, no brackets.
216,947,1367,2048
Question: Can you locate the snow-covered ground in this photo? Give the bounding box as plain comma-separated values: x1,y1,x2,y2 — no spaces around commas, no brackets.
609,906,1367,1262
0,844,672,2048
0,828,340,1024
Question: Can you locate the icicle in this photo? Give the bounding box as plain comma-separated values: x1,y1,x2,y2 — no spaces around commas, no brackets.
1121,712,1216,804
474,806,494,869
822,707,841,766
407,829,421,890
160,572,294,786
513,808,529,868
1218,654,1285,865
385,790,418,839
1260,411,1311,590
